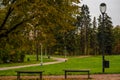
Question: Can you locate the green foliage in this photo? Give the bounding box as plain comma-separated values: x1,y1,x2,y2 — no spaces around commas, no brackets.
98,14,114,55
0,49,25,63
74,4,92,55
0,49,10,63
0,0,80,57
0,0,118,57
112,25,120,54
0,33,26,63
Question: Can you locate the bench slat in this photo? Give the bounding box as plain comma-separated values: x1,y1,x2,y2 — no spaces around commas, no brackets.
64,69,90,72
16,70,44,73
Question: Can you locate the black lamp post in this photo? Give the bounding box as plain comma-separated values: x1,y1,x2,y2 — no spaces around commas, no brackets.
100,3,107,73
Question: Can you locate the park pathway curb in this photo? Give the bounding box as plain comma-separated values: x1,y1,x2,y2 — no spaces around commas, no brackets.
0,57,67,71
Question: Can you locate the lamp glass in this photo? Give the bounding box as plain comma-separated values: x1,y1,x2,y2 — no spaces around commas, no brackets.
100,3,106,14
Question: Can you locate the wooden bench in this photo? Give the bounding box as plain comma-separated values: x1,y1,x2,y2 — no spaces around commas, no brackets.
64,69,90,79
16,70,44,80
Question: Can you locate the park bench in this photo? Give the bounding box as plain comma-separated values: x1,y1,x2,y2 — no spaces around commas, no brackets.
64,69,90,79
16,70,44,80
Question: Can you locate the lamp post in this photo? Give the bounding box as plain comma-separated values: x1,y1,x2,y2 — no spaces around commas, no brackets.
100,3,107,73
63,33,67,59
40,43,43,66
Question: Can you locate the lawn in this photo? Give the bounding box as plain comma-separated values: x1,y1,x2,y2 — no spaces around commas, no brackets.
0,55,54,68
0,55,120,76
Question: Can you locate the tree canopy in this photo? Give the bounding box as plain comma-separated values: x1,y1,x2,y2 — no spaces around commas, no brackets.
0,0,80,38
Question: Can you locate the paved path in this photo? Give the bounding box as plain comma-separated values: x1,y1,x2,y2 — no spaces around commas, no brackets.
0,57,67,71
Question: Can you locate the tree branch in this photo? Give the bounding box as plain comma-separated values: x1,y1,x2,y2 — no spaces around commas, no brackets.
0,15,36,38
0,6,14,29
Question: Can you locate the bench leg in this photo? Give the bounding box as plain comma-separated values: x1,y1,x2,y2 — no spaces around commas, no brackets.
88,71,90,79
65,71,67,79
40,73,42,80
17,72,20,80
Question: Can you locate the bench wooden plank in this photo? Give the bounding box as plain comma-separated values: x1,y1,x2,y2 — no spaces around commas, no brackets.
64,69,90,72
16,70,44,80
16,70,44,73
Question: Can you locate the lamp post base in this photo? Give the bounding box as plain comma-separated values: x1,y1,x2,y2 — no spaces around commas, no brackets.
40,63,43,66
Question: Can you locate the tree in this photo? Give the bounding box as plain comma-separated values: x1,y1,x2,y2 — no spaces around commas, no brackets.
0,0,81,62
113,25,120,54
90,17,98,55
98,14,113,55
0,0,80,38
0,0,35,38
41,0,80,56
75,4,91,55
104,14,114,55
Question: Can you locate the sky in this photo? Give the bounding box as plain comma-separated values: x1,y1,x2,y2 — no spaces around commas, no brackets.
80,0,120,26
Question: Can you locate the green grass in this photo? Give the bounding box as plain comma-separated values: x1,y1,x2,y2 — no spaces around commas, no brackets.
0,55,54,68
0,55,120,76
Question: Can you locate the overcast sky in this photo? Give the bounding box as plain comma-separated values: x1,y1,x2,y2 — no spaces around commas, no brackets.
80,0,120,26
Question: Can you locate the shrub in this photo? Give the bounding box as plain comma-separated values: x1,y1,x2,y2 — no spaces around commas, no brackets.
0,49,10,63
0,49,25,63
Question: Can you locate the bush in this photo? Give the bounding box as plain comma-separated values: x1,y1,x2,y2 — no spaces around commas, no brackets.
0,49,10,63
10,50,25,63
19,51,25,62
0,49,25,63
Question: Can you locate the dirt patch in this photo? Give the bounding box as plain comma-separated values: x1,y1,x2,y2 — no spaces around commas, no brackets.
91,74,120,80
0,74,120,80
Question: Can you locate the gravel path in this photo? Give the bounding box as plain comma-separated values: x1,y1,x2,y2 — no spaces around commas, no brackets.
0,74,120,80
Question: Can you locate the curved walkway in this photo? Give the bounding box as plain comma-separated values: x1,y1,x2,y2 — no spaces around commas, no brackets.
0,57,67,71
